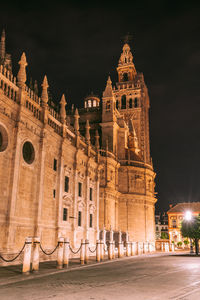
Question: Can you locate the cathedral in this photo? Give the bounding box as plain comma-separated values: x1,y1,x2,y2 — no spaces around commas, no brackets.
0,29,156,259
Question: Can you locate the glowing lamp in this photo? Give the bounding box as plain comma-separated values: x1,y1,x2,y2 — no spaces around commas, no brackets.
185,211,192,221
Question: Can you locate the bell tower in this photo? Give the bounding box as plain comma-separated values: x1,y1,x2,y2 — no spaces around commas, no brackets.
113,42,151,164
117,43,137,83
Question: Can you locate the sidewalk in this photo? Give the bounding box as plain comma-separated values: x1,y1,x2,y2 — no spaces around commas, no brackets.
0,251,188,287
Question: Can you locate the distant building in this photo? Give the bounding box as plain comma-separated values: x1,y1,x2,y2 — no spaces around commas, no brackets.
155,213,168,240
167,202,200,243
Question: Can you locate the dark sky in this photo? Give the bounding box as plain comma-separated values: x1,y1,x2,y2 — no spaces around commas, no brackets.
1,1,200,212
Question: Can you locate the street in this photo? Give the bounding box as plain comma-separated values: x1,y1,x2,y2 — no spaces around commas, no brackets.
1,254,200,300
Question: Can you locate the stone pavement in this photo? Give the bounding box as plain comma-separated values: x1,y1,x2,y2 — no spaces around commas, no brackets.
1,251,200,300
0,251,176,287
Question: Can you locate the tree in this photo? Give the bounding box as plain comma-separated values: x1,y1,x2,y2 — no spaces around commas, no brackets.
160,232,169,239
181,214,200,255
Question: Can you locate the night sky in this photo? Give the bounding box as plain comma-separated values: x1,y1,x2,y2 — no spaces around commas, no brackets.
0,1,200,212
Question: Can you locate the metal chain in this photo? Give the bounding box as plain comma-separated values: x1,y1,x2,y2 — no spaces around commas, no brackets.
69,244,82,254
0,242,26,263
88,245,97,253
40,243,58,256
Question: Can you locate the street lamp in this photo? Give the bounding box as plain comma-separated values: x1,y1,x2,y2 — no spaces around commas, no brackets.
185,210,192,221
184,210,194,253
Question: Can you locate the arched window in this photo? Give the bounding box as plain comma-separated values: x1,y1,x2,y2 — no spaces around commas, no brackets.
84,101,87,108
88,100,92,107
121,95,126,109
134,98,138,108
116,100,119,109
129,98,132,108
93,100,96,107
106,100,111,111
125,57,127,63
123,73,128,82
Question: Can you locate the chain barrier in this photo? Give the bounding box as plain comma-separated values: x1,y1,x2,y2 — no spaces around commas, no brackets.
40,243,58,256
88,245,97,253
0,242,27,263
69,244,82,254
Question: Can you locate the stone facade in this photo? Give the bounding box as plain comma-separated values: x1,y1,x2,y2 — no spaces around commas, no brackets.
0,30,156,260
168,202,200,244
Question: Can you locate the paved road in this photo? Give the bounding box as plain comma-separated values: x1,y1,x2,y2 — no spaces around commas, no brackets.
1,254,200,300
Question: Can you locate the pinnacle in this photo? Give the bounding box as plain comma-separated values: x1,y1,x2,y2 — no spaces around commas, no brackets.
41,75,49,88
19,52,28,66
86,119,90,128
107,76,112,85
60,94,66,104
74,108,79,117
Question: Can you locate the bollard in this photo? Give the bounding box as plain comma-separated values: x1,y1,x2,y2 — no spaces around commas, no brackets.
32,237,40,272
131,242,137,256
80,239,85,265
85,239,89,264
22,237,32,274
118,231,123,258
138,242,143,255
63,238,70,268
109,229,114,260
57,237,64,269
118,242,124,258
100,239,104,260
96,240,101,262
112,242,115,259
126,242,131,256
126,233,131,257
108,242,113,260
144,242,148,254
171,243,175,252
103,228,106,245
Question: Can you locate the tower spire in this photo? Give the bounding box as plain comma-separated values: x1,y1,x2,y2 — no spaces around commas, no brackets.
41,75,49,106
117,42,136,82
103,76,113,98
60,94,67,124
74,108,80,134
0,29,6,61
85,119,90,144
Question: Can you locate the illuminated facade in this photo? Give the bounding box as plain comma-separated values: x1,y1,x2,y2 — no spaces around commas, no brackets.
0,30,156,259
167,202,200,243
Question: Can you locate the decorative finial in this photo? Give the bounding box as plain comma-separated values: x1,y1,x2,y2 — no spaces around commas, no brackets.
60,94,67,124
17,52,28,88
85,119,90,144
41,75,49,105
74,108,80,133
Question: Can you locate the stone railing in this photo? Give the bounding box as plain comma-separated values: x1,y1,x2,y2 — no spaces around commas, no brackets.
48,114,62,136
0,65,18,102
119,159,153,170
99,149,116,160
